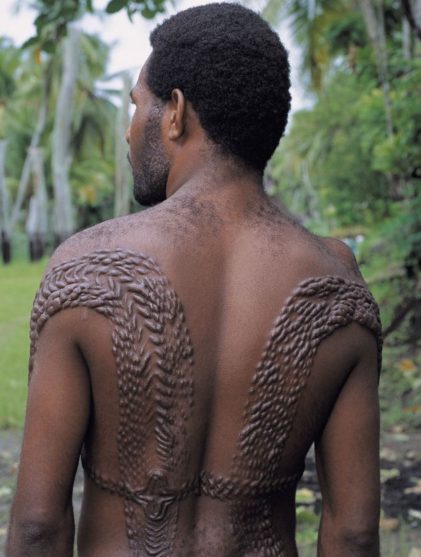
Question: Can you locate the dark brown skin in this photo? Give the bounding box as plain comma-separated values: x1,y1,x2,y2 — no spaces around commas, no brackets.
7,62,382,557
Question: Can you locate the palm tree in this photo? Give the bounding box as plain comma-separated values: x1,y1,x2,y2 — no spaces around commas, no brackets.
26,148,48,260
51,26,81,244
0,139,11,263
0,27,117,257
260,0,362,90
0,37,22,263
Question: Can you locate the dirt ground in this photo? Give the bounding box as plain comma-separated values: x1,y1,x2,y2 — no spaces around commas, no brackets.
1,429,420,556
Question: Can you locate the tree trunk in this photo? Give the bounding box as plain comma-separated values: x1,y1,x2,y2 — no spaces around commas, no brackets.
359,0,394,136
302,160,322,223
52,27,81,245
401,0,421,40
403,17,412,59
0,139,11,264
114,71,131,217
9,65,50,232
26,148,48,261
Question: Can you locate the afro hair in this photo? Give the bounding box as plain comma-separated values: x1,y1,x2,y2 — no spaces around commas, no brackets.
147,2,291,173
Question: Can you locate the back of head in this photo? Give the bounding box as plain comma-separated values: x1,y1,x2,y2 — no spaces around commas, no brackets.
148,2,291,173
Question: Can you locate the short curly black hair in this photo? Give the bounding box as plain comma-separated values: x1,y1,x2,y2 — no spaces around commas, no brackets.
147,2,291,173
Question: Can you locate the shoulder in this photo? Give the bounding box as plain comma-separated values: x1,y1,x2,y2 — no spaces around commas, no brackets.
299,234,382,370
45,212,158,274
322,236,358,265
46,221,112,273
317,235,363,281
282,225,363,283
31,215,152,347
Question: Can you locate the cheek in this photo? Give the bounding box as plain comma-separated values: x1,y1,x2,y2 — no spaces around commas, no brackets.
129,113,144,150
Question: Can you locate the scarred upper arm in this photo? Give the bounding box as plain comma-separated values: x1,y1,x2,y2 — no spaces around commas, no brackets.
7,307,90,554
315,326,380,555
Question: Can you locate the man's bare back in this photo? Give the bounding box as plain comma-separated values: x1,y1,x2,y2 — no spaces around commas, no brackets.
7,5,381,556
18,187,380,556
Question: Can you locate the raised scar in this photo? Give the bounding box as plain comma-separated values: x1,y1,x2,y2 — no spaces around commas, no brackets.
30,249,382,556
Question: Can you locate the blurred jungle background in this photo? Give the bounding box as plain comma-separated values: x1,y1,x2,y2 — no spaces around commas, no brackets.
0,0,420,555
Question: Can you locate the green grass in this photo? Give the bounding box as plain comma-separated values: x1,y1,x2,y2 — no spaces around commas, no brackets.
0,258,48,427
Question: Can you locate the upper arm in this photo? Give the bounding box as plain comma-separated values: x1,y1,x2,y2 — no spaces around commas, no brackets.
315,326,380,533
12,307,91,520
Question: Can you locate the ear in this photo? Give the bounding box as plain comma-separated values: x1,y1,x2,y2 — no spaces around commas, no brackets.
167,88,186,140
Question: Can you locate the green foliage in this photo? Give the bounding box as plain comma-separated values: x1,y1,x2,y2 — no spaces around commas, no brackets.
0,25,120,233
71,156,115,227
271,0,421,347
0,39,21,104
23,0,91,52
273,68,394,228
106,0,167,19
0,0,165,239
24,0,168,52
0,39,32,140
0,42,46,199
379,343,421,430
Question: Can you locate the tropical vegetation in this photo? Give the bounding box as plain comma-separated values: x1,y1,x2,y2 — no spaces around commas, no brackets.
263,0,420,430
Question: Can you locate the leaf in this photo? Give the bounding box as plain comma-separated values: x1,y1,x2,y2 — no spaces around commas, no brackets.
141,6,156,19
106,0,128,13
42,40,56,54
21,37,39,50
34,13,48,32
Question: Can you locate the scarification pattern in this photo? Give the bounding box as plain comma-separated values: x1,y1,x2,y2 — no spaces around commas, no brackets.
29,250,382,557
228,275,382,555
29,249,195,556
198,469,303,500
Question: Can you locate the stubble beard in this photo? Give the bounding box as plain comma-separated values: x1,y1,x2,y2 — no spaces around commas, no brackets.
132,105,170,207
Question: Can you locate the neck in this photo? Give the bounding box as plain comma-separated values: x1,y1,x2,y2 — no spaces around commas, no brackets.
165,148,266,208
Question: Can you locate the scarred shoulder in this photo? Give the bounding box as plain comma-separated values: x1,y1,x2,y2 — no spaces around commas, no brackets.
290,231,382,370
31,210,167,360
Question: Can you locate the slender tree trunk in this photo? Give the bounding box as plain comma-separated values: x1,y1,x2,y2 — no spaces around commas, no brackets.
0,139,11,263
9,61,52,233
26,148,48,261
302,161,321,222
403,18,412,59
114,72,131,217
52,27,81,245
26,197,39,261
401,0,421,40
9,83,48,232
359,0,394,136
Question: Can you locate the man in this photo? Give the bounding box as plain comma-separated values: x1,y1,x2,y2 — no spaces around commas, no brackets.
7,3,382,556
